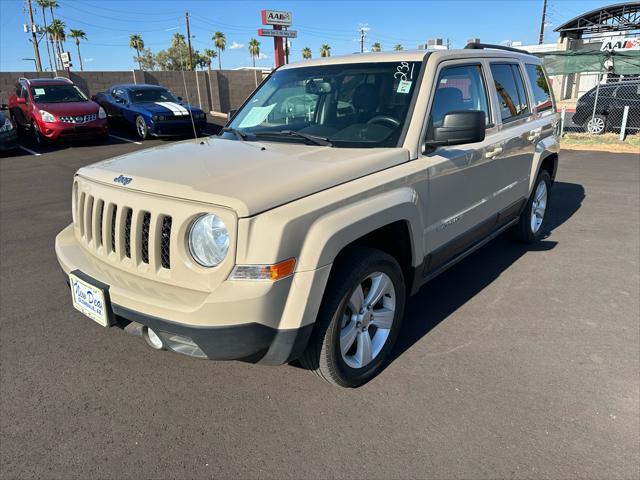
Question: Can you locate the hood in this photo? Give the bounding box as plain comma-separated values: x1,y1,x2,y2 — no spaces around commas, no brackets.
38,100,99,116
77,138,409,217
135,101,203,116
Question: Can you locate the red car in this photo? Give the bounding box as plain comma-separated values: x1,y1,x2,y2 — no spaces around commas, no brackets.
8,77,108,145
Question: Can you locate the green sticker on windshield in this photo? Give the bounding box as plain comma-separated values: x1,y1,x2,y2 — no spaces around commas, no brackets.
397,80,412,94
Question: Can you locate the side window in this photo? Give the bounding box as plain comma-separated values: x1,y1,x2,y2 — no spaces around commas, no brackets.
615,83,640,102
430,64,491,128
525,64,553,111
490,63,529,122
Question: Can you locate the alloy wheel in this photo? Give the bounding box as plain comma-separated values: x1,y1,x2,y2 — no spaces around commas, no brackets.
586,116,605,134
530,180,547,234
339,271,396,369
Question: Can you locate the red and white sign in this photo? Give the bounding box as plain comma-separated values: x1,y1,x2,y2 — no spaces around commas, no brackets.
601,37,640,51
261,10,292,26
258,28,297,38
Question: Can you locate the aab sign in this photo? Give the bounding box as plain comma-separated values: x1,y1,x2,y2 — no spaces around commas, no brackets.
601,37,640,51
261,10,292,26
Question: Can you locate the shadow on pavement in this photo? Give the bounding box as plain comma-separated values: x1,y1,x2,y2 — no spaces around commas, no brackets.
387,181,586,367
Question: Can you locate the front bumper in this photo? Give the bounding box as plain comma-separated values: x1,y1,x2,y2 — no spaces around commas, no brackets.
40,118,109,140
0,128,18,151
149,118,207,137
55,223,327,364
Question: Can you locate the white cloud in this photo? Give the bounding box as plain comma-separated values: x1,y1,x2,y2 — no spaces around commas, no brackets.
257,52,268,60
230,41,244,50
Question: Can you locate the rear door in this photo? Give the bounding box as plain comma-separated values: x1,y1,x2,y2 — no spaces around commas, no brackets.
487,61,535,210
611,83,640,129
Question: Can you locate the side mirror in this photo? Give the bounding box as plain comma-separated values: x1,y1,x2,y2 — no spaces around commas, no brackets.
17,97,26,105
115,97,126,104
227,109,237,121
177,96,183,101
424,111,485,148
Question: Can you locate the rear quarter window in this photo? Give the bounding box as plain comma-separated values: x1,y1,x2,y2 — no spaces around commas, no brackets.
525,64,553,112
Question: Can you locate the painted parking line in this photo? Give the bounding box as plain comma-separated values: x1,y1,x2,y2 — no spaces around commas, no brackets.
109,134,142,145
18,145,42,156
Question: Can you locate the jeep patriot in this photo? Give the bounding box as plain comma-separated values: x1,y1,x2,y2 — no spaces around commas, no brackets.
55,44,559,387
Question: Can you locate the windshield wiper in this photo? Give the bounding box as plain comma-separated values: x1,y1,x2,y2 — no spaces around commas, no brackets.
220,126,249,141
254,130,333,147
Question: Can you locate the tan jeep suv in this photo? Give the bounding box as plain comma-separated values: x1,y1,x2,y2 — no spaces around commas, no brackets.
56,44,559,387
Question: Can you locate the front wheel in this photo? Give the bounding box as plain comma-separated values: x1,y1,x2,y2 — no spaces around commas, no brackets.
31,121,45,146
135,115,149,140
300,248,406,387
511,170,551,243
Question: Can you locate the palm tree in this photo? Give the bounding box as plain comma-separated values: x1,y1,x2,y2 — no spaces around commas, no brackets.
203,48,217,74
371,42,382,52
213,31,226,70
129,34,144,70
68,29,87,71
248,38,260,86
320,44,331,57
48,19,66,69
301,47,312,60
394,44,403,51
35,0,55,71
171,32,186,47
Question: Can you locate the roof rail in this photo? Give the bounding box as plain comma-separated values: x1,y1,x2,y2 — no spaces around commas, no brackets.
17,77,31,85
54,76,73,84
464,42,529,54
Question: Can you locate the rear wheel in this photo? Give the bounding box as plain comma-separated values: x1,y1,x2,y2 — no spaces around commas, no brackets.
135,115,148,140
511,169,551,243
300,248,406,387
585,115,606,134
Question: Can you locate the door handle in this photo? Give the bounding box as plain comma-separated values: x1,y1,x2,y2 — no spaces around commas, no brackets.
485,147,503,159
528,127,543,141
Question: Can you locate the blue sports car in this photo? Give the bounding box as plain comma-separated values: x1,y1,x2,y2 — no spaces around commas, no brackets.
94,84,207,140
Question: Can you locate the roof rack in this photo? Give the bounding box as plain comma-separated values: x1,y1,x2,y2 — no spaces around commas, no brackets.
17,77,31,85
464,42,529,54
54,76,73,84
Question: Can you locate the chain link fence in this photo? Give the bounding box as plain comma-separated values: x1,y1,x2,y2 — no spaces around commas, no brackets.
559,77,640,145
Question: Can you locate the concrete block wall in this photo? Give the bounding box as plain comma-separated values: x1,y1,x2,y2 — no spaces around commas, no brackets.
0,70,257,113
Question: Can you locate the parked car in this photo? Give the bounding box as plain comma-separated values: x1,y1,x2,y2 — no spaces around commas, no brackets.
8,77,108,145
93,84,207,140
0,107,18,153
56,45,559,387
573,80,640,134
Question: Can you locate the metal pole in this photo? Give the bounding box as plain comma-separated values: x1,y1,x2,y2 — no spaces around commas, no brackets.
619,105,629,141
590,57,607,127
185,11,193,70
195,68,202,109
26,0,43,72
560,105,566,137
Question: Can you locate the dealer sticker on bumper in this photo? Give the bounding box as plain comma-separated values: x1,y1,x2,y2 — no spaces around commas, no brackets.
69,273,110,327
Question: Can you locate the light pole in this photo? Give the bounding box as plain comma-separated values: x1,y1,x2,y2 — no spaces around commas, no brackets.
22,58,37,70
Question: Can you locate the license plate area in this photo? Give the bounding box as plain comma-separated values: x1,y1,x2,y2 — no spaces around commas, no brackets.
69,270,114,327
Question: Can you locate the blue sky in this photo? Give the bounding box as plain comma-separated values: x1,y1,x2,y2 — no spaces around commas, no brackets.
0,0,613,71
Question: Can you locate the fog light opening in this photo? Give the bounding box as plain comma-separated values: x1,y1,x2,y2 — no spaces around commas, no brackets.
143,327,165,350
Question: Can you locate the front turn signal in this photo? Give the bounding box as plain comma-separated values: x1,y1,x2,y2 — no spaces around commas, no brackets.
229,258,296,281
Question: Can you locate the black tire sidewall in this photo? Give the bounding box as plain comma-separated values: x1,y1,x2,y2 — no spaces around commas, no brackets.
135,116,148,139
317,249,406,387
521,170,552,242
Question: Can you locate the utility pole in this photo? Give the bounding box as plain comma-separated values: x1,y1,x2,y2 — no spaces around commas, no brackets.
26,0,43,72
359,26,367,53
538,0,548,45
185,11,193,70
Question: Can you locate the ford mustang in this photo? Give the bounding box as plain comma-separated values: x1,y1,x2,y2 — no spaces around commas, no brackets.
94,84,207,140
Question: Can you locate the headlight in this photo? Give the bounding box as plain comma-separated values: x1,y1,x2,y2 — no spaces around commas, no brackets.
195,112,205,119
188,214,229,267
152,114,166,121
39,110,55,122
0,117,13,132
98,107,107,119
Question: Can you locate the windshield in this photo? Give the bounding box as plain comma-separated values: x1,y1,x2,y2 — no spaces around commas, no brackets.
130,88,179,103
30,85,87,103
226,61,422,148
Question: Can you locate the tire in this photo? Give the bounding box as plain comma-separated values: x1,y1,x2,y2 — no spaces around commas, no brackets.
300,247,406,387
511,169,551,243
135,115,148,140
584,114,606,134
31,121,44,146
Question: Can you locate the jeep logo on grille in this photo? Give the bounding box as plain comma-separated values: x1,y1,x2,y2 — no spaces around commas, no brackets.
113,175,133,186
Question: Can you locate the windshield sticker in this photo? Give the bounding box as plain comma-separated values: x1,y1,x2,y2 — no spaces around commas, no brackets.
397,80,412,94
34,88,45,95
238,104,276,128
394,62,415,82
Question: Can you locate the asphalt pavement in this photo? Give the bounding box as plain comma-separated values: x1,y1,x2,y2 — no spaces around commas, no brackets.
1,138,638,479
